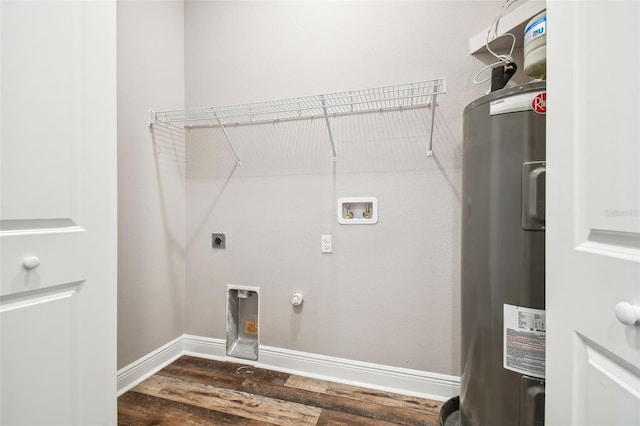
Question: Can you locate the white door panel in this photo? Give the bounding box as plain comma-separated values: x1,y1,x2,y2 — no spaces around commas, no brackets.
0,1,75,220
547,1,640,425
1,225,86,296
576,3,640,238
0,1,117,424
575,336,640,426
1,296,75,424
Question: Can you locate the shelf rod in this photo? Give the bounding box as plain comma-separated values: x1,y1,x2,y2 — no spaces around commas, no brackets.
321,96,337,161
212,110,242,166
427,94,438,157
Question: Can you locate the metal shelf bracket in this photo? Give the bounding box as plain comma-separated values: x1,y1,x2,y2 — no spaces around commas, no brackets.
210,109,242,166
427,93,438,157
321,95,338,161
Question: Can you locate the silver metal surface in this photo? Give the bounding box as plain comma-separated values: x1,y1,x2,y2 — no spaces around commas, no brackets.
522,161,546,231
520,376,545,426
226,289,259,361
460,81,546,426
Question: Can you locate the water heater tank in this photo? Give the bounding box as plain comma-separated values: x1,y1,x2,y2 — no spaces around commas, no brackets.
460,81,547,426
524,11,547,79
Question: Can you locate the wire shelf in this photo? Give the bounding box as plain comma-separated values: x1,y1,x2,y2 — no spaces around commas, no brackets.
149,78,446,162
150,78,445,128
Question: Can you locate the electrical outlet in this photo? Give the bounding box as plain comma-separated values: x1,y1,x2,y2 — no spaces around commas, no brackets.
212,233,226,249
321,234,332,253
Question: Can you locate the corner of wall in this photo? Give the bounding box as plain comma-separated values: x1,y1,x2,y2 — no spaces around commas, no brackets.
117,0,186,370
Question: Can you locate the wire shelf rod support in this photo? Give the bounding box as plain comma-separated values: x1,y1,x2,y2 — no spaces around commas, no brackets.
321,96,338,161
211,110,242,166
427,93,438,157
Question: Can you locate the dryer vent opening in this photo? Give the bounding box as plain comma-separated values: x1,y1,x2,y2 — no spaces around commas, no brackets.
226,285,260,361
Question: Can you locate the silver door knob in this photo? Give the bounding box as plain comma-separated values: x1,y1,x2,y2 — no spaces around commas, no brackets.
22,256,40,270
615,302,640,326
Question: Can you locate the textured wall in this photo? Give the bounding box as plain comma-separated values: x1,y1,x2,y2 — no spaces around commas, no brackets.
117,1,186,369
184,1,504,375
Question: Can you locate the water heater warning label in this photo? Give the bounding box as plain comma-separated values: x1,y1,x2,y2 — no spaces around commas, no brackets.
503,304,545,378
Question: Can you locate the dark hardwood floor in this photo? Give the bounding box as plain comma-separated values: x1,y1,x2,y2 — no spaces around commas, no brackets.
118,355,443,425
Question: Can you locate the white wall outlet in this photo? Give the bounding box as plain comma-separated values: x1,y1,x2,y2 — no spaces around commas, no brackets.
321,234,332,253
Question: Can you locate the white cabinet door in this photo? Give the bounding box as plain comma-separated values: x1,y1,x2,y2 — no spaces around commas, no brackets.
0,1,117,424
547,1,640,425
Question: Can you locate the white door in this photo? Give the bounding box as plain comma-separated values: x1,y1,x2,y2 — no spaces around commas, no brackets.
0,1,117,424
546,1,640,425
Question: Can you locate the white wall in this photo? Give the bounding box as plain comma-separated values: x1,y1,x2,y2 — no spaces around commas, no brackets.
184,1,502,376
117,1,186,369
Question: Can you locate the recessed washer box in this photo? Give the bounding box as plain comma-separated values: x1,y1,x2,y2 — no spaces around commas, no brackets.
337,197,378,225
226,285,260,361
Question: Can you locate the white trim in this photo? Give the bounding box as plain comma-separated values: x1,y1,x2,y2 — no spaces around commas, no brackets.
116,335,184,396
117,334,460,401
257,344,459,401
0,281,83,313
182,334,226,360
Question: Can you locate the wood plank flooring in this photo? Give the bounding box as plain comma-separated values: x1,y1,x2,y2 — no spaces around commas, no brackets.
118,355,443,425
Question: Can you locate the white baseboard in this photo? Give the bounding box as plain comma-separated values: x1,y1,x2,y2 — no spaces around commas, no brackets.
117,334,460,401
116,335,184,396
182,334,226,360
258,344,459,401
